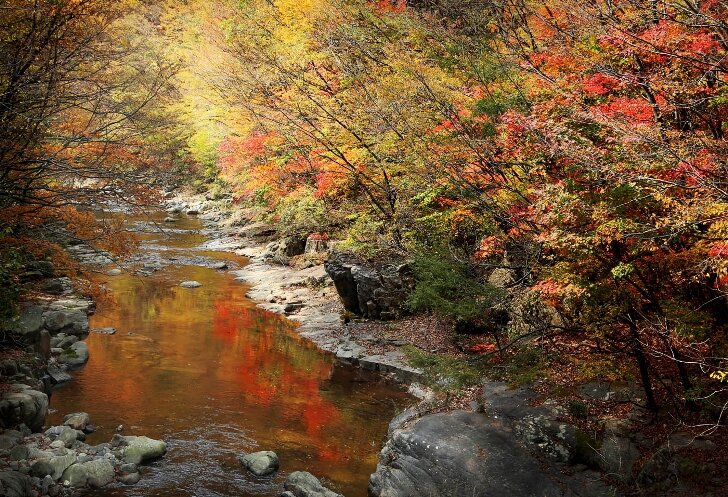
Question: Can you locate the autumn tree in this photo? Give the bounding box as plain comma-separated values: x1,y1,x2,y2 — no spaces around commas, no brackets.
0,0,179,318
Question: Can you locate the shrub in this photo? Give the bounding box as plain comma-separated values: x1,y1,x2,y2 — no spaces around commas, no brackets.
406,250,504,323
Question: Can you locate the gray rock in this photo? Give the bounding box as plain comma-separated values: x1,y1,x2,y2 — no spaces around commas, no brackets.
26,261,54,277
29,460,54,478
163,217,176,223
239,450,279,476
43,302,90,336
211,261,228,270
0,384,49,432
334,340,365,362
122,436,166,464
9,445,29,461
283,471,342,497
47,364,72,384
324,251,412,319
119,472,141,485
1,304,44,343
61,459,114,488
91,327,116,335
370,411,586,497
56,335,78,349
58,341,89,367
599,434,640,481
45,426,77,447
0,470,33,497
119,463,137,475
41,278,73,295
180,281,202,289
48,453,77,480
63,412,90,431
107,269,123,276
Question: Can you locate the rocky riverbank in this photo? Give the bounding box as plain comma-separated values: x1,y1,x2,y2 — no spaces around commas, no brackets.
0,259,168,496
165,191,724,497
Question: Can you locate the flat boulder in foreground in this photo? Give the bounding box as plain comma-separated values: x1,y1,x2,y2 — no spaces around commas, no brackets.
369,410,601,497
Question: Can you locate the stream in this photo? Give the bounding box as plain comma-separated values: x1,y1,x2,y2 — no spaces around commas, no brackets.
46,211,412,497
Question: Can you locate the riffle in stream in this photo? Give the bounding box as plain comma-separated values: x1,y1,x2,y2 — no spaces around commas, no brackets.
47,212,411,497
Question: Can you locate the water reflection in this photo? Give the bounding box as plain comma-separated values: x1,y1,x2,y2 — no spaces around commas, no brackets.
47,214,411,497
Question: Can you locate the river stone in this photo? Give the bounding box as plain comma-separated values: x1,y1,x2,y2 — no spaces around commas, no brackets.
107,269,122,276
9,445,29,461
61,459,114,488
0,470,33,497
0,434,19,451
122,436,167,464
119,472,141,485
64,412,90,431
0,385,49,432
30,460,54,478
180,281,202,288
47,364,72,384
48,453,77,480
58,341,89,367
283,471,342,497
239,451,279,476
91,327,116,335
56,335,78,349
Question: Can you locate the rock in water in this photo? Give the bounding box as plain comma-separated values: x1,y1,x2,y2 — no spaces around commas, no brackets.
58,341,89,367
47,364,72,384
122,436,167,464
91,327,116,335
180,281,202,288
283,471,342,497
63,412,90,431
238,451,279,476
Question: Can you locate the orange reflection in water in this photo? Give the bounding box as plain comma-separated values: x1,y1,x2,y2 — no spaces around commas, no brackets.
47,213,412,497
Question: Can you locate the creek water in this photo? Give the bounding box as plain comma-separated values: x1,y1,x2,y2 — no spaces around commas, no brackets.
46,212,412,497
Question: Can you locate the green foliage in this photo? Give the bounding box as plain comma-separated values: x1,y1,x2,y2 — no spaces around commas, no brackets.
406,250,504,322
338,212,386,257
275,189,327,236
403,345,481,393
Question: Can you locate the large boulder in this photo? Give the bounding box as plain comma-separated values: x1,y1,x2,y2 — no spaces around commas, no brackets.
283,471,342,497
1,303,44,344
324,251,413,320
369,411,572,497
48,453,78,480
0,470,33,497
43,299,91,336
263,237,306,263
58,341,89,367
61,459,114,488
0,384,49,432
238,450,279,476
122,436,167,464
